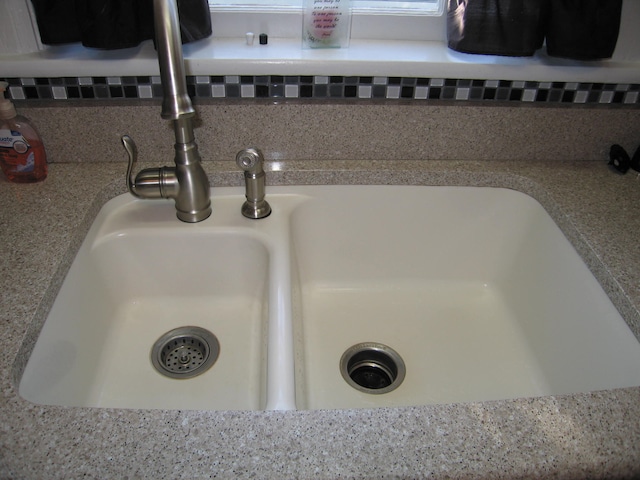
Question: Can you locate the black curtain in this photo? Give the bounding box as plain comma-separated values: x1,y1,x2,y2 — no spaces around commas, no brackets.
447,0,623,60
31,0,211,50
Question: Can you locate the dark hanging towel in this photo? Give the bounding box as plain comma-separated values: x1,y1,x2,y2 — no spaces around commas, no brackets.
447,0,547,56
31,0,212,50
545,0,623,60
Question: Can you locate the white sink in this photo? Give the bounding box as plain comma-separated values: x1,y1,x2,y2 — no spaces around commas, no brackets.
289,186,640,409
19,186,640,411
20,194,279,410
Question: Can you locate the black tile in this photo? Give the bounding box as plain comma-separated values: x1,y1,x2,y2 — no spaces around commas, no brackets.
270,84,284,97
388,77,402,85
428,87,442,99
256,85,270,98
124,85,138,98
226,84,240,97
344,85,357,98
509,89,523,101
299,76,314,84
152,84,164,98
210,76,225,84
80,86,95,98
416,78,430,86
67,86,81,99
548,89,563,102
483,88,496,100
241,76,254,84
329,84,344,97
372,85,387,98
613,91,625,103
270,75,284,83
562,90,575,103
314,85,328,97
359,76,373,84
196,84,211,97
109,86,124,98
535,89,549,102
401,86,414,98
470,87,483,100
442,86,456,99
300,85,313,97
37,86,52,98
588,91,600,103
24,86,38,99
496,88,510,100
330,76,344,83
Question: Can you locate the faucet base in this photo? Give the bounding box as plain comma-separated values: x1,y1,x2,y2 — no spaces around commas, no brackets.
241,200,271,220
177,205,212,223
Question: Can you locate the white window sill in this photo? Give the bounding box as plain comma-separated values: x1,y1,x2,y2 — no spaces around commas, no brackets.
1,37,639,84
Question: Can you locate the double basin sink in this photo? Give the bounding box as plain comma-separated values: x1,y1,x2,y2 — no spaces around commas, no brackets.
19,185,640,410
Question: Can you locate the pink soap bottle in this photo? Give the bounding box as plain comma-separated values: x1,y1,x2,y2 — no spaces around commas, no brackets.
0,82,47,183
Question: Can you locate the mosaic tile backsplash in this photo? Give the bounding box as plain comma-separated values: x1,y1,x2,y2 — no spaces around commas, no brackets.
2,75,640,105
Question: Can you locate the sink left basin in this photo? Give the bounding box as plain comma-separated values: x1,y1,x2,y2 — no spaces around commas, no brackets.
20,193,270,410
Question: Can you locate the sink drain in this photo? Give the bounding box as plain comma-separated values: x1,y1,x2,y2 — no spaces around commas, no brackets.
340,342,406,394
151,326,219,379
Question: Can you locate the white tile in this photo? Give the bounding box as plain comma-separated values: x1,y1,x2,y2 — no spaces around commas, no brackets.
51,86,67,99
138,85,153,99
241,84,255,97
386,86,400,99
211,84,226,98
285,84,299,98
358,85,372,98
414,86,428,99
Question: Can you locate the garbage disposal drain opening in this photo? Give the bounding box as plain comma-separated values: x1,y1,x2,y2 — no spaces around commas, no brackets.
151,326,219,379
340,343,406,394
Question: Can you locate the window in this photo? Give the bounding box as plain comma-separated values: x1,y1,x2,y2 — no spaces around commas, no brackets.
209,0,441,14
207,0,444,41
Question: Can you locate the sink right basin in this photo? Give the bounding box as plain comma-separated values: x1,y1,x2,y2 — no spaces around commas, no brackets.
290,186,640,410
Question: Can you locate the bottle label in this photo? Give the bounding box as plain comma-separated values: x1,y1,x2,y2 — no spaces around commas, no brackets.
0,129,35,173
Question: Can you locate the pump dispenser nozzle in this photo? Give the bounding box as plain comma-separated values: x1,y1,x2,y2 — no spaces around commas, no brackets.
0,82,17,120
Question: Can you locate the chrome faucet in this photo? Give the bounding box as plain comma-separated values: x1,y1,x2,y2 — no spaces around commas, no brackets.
121,0,211,223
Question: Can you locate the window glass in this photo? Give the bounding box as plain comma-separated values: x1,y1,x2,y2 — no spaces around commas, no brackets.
208,0,442,14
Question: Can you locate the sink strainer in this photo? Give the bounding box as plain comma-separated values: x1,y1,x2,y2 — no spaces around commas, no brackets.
151,326,219,379
340,342,406,394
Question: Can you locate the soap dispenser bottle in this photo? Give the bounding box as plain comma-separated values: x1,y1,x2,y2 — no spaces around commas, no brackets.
0,82,47,183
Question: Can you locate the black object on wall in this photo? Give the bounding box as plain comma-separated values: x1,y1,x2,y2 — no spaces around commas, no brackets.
31,0,212,50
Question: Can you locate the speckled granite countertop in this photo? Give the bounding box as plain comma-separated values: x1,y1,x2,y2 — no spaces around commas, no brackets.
2,159,640,479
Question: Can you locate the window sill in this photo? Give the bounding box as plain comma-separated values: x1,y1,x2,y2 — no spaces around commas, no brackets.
1,37,639,84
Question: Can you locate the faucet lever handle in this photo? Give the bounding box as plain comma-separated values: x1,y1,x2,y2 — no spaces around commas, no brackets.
122,135,141,197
